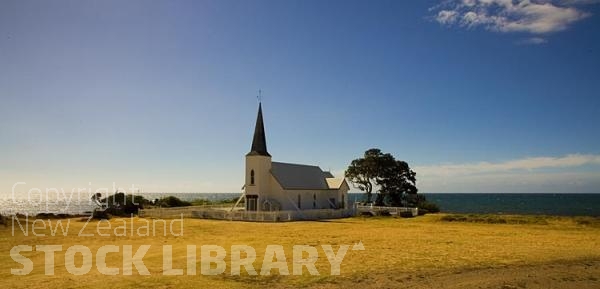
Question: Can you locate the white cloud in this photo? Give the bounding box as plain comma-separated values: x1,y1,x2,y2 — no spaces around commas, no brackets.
416,154,600,176
560,0,600,5
437,10,460,24
432,0,591,35
518,36,548,44
415,154,600,193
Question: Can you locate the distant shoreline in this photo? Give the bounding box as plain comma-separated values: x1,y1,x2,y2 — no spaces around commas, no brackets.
1,193,599,216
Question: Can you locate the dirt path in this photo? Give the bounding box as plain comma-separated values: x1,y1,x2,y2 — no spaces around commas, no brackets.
313,259,600,289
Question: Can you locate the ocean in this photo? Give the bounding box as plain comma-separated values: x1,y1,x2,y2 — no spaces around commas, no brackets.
0,192,598,217
423,193,600,216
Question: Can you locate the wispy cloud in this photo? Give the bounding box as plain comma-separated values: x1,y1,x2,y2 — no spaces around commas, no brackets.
518,36,548,44
416,154,600,176
560,0,600,5
415,154,600,193
431,0,594,42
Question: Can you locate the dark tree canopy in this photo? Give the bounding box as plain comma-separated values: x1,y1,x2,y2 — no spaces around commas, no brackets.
101,192,150,216
345,148,418,206
345,149,385,203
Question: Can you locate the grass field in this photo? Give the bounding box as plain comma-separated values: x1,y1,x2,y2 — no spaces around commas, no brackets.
1,214,599,288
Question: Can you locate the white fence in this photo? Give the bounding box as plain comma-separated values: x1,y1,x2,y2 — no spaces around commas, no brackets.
140,204,417,221
139,205,233,219
357,205,418,217
191,208,356,222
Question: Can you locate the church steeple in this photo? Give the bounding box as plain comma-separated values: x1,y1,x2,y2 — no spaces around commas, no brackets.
247,102,271,157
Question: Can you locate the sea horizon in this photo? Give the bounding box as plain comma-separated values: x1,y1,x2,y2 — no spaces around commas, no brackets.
1,192,598,217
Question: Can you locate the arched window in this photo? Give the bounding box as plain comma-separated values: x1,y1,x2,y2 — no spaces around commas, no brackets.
313,193,316,209
250,170,255,185
297,194,301,209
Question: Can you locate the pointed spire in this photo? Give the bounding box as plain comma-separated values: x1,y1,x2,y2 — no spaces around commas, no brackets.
247,102,271,157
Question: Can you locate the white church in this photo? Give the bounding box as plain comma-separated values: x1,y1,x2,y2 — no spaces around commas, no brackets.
242,103,350,214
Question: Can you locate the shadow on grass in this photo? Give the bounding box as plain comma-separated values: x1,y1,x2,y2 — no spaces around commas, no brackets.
440,214,600,227
216,274,283,286
218,273,349,288
439,214,550,225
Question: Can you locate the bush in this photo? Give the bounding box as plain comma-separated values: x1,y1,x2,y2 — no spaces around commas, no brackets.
92,210,111,220
400,211,415,218
440,214,549,225
218,197,239,204
418,201,440,214
35,213,78,219
360,211,375,217
190,197,240,206
101,192,151,216
191,199,212,206
408,194,440,215
156,196,192,208
35,213,54,219
378,210,391,216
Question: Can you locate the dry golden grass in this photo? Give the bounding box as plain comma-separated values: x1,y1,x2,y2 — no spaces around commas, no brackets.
0,214,599,288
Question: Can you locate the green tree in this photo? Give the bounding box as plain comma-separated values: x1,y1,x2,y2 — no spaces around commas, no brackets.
345,148,386,203
345,148,418,206
377,160,418,206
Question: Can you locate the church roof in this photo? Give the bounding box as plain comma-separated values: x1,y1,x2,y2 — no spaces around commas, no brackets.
271,162,344,190
247,103,271,157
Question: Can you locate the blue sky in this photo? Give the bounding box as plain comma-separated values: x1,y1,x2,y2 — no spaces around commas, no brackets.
1,0,599,194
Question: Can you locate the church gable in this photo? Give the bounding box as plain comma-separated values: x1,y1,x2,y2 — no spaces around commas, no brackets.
325,178,346,190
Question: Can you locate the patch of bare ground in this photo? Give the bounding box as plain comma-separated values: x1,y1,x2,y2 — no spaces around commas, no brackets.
308,258,600,289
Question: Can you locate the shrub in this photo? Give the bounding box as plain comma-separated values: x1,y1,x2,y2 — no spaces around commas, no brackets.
360,211,375,217
35,213,78,219
400,211,415,218
191,197,240,206
378,210,391,216
156,196,192,208
191,199,212,206
92,210,111,220
440,214,549,225
408,194,440,215
418,201,440,213
218,197,239,204
101,192,151,216
35,213,54,219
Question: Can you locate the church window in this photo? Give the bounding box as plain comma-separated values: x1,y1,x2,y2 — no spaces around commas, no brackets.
329,198,336,209
250,170,255,185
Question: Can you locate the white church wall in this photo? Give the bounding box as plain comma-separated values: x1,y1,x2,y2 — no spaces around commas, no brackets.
244,155,271,197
